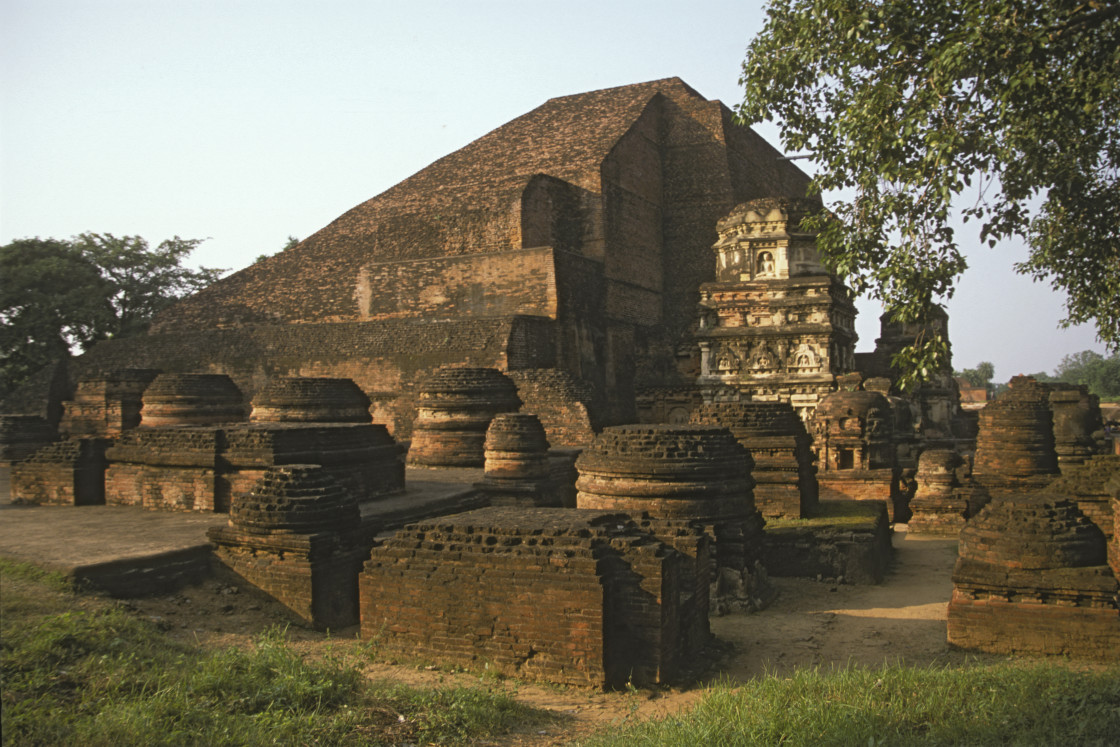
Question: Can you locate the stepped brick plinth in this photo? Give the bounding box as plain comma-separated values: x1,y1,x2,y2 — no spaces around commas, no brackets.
210,465,368,629
10,439,107,505
1048,455,1120,571
690,401,817,519
360,507,709,688
250,377,372,423
948,492,1120,660
105,422,404,512
408,367,521,467
60,369,159,438
0,414,56,467
810,389,904,521
907,449,990,536
140,373,246,427
475,413,560,506
972,376,1058,494
1050,384,1107,470
575,424,761,573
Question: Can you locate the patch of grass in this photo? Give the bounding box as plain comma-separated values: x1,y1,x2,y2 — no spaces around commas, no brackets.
584,663,1120,746
1,560,550,746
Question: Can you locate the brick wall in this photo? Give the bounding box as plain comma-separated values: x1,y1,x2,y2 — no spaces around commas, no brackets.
359,508,708,688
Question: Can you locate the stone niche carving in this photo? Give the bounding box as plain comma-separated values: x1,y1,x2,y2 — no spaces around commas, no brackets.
947,492,1120,660
140,373,246,427
209,465,370,630
696,197,857,420
690,401,818,519
250,377,373,423
810,389,905,521
408,367,522,467
574,424,762,574
360,507,710,688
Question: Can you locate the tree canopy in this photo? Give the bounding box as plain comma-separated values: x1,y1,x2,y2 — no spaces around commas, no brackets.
955,360,995,389
1031,349,1120,399
0,234,223,395
738,0,1120,379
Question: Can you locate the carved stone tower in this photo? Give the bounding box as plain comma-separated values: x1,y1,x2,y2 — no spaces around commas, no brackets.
694,198,858,420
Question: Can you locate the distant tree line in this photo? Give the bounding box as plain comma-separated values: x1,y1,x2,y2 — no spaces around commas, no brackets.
956,351,1120,402
0,234,224,397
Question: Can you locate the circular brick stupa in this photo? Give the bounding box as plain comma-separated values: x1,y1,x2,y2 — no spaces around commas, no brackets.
690,401,817,519
906,449,988,537
230,464,360,535
408,367,522,467
250,377,372,423
948,491,1120,659
576,424,761,574
483,413,551,483
972,376,1058,493
140,373,245,426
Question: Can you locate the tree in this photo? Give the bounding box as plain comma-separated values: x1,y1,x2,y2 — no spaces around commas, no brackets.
0,234,223,395
1051,349,1120,398
738,0,1120,383
955,360,995,389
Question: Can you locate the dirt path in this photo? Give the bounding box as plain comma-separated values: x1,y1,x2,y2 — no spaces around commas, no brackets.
117,526,992,745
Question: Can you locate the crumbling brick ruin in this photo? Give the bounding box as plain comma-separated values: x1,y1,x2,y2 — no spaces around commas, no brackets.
408,367,522,467
947,492,1120,660
574,425,761,571
209,465,370,629
359,507,709,687
906,449,989,537
689,401,818,519
4,76,1118,681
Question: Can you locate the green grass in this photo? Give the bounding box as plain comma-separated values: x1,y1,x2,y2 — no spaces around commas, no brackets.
583,663,1120,746
0,558,549,746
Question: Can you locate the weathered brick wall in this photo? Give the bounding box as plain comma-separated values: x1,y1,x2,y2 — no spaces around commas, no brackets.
359,508,708,688
105,427,222,510
507,369,599,448
947,590,1120,660
10,439,106,506
357,248,559,321
210,531,368,630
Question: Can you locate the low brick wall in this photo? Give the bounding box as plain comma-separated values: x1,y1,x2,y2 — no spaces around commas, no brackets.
359,507,709,688
762,500,893,584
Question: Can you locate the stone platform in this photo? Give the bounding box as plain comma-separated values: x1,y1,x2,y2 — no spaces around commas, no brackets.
761,500,894,584
0,466,485,597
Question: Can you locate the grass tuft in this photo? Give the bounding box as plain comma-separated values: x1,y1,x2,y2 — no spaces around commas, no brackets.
583,663,1120,746
0,559,549,746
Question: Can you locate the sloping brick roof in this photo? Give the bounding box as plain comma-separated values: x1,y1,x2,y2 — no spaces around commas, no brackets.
152,78,800,332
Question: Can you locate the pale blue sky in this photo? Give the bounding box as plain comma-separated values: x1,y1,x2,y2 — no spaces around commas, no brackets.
1,0,1107,379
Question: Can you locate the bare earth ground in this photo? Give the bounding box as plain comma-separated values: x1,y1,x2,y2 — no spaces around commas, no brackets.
113,528,1002,745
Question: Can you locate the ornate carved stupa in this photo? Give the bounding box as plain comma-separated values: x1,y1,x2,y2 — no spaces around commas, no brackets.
694,198,858,420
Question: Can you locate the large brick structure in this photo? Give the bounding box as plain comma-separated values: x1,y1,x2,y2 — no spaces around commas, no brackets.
30,78,810,443
359,507,709,688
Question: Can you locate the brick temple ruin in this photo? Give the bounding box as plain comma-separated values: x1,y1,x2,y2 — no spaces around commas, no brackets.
3,77,1118,678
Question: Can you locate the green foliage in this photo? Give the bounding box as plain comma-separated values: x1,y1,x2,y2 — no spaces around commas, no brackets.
739,0,1120,377
0,561,546,746
0,234,223,396
955,360,996,388
587,663,1120,746
1051,349,1120,398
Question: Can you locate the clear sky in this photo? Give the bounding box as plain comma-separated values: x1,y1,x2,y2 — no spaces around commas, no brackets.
1,0,1108,380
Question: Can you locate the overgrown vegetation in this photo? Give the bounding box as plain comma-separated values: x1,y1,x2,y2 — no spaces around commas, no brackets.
1030,349,1120,402
585,664,1120,746
0,559,547,746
